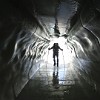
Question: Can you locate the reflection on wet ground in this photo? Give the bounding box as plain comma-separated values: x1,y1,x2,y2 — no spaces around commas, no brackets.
16,63,100,100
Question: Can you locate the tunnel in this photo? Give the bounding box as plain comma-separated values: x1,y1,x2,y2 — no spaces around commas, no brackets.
0,0,100,100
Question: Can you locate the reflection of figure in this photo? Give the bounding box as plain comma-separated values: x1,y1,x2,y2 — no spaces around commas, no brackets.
52,71,59,89
48,43,63,67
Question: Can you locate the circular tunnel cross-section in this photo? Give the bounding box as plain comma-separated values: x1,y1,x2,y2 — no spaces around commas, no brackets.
0,0,100,100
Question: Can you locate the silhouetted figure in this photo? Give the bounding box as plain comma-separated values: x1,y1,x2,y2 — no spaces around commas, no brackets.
48,43,63,67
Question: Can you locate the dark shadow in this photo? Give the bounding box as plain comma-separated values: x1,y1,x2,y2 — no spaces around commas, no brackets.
52,68,59,89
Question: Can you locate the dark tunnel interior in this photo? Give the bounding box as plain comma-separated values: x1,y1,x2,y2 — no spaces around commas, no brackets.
1,0,100,100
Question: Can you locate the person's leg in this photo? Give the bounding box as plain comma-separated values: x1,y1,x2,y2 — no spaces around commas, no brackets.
57,55,59,67
53,54,56,66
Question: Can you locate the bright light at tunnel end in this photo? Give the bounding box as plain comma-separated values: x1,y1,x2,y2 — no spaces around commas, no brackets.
43,37,75,65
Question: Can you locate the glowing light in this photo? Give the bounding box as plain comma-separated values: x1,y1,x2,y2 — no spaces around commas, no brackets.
43,37,75,65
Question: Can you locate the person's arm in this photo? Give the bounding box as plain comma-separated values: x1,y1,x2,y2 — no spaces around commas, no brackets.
48,46,53,50
58,46,63,51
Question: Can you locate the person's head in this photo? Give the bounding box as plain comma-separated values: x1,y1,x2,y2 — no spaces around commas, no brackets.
53,43,58,47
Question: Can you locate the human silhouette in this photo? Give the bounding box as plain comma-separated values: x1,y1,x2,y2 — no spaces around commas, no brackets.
48,43,63,67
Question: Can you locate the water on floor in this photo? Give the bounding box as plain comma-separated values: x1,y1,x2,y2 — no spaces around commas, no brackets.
16,61,99,100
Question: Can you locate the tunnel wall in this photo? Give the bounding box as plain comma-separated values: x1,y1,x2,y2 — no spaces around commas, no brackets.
0,0,100,100
68,0,100,93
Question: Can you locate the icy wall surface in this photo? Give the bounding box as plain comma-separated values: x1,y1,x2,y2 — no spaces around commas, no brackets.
0,0,100,100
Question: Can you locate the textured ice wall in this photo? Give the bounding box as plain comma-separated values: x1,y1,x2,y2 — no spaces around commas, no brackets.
0,0,100,100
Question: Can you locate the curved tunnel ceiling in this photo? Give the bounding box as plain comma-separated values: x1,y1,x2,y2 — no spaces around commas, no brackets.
0,0,100,100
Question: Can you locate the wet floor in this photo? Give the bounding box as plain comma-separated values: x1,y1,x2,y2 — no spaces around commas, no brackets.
16,63,100,100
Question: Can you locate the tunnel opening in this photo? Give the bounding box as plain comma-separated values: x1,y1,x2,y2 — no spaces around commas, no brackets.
0,0,100,100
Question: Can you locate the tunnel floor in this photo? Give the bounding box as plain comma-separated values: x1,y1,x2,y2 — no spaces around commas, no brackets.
16,63,100,100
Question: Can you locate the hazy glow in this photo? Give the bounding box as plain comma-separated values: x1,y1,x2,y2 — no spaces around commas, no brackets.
43,37,75,65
